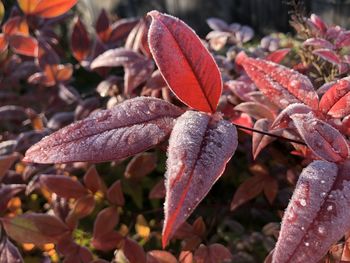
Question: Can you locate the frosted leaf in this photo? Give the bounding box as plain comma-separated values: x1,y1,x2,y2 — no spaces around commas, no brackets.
319,77,350,118
273,160,350,263
271,103,313,130
236,52,319,110
291,112,349,162
24,97,183,163
163,111,237,247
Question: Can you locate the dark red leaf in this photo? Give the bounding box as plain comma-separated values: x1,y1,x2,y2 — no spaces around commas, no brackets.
194,244,233,263
146,250,177,263
40,175,88,199
93,206,119,241
163,111,237,247
109,18,139,43
107,180,124,206
236,52,319,110
0,153,19,181
65,195,95,227
319,77,350,118
71,17,90,62
149,179,166,199
95,9,110,43
291,112,349,162
83,166,101,194
1,213,69,245
125,152,157,180
0,184,26,213
24,97,183,163
8,34,38,57
148,11,222,113
252,119,277,159
122,238,147,263
273,160,350,262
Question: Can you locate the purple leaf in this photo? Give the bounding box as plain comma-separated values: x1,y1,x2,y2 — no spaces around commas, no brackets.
313,49,342,65
0,184,26,213
273,160,350,262
0,230,23,263
163,111,237,247
24,97,183,163
291,112,349,162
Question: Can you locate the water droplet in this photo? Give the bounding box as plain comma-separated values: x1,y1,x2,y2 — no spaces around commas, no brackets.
327,205,333,211
329,194,334,198
301,226,305,231
318,226,325,234
320,192,326,197
321,180,325,184
304,242,310,247
300,199,307,207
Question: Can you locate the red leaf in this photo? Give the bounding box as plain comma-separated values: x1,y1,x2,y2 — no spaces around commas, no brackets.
24,97,183,163
8,34,38,57
319,77,350,118
236,52,319,110
273,160,350,262
148,11,222,113
1,213,69,245
2,17,29,36
313,49,342,65
163,111,237,247
71,17,91,62
309,14,327,33
125,152,157,180
291,112,349,162
107,180,125,206
265,48,291,63
31,0,78,18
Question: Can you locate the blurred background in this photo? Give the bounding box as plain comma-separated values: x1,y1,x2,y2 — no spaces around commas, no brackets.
72,0,350,36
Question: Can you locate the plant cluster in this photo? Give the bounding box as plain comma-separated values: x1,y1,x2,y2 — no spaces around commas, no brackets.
2,0,350,262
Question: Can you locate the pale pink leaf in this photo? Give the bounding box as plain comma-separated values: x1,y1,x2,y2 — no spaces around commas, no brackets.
291,112,350,162
206,18,229,31
24,97,183,163
234,102,275,120
163,111,237,247
273,160,350,262
313,49,341,65
236,52,319,110
303,38,335,50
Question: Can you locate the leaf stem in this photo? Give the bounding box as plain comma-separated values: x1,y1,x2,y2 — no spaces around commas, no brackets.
234,123,307,145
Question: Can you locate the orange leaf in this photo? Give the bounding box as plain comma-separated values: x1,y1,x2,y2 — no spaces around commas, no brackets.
17,0,41,14
33,0,78,18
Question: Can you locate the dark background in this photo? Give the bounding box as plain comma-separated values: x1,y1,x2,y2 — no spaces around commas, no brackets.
94,0,350,36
